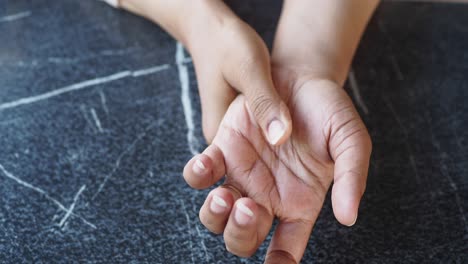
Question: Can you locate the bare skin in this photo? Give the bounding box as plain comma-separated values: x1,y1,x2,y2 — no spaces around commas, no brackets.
119,0,293,145
183,1,376,261
184,71,372,263
111,0,378,262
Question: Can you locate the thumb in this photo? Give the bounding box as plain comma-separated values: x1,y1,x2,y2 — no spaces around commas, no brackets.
330,115,372,226
229,58,292,146
244,76,292,146
223,46,292,146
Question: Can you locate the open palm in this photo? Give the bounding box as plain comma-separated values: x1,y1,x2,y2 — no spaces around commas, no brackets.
183,70,372,264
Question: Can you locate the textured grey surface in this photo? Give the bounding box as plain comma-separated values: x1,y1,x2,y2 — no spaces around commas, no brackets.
0,0,467,263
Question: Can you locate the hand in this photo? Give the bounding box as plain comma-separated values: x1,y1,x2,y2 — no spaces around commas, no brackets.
183,68,372,263
189,16,292,145
117,0,293,145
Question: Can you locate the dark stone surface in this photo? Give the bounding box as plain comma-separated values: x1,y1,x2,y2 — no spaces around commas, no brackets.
0,0,467,263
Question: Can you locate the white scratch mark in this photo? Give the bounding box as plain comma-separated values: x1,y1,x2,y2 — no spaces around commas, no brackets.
383,96,409,136
389,55,404,81
193,202,210,262
425,114,466,234
132,64,170,77
80,105,97,133
47,47,136,65
195,224,210,262
0,164,63,209
454,192,467,234
383,96,423,185
438,153,467,234
58,185,86,229
0,164,96,229
0,11,31,23
91,122,158,200
176,42,199,155
1,72,129,110
182,57,193,64
348,70,369,115
0,64,171,111
440,160,457,191
98,90,109,115
180,200,195,264
409,155,421,184
451,126,466,156
90,108,104,133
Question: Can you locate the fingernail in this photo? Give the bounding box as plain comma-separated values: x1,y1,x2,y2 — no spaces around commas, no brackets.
347,213,358,227
267,119,285,145
235,202,253,226
210,195,228,214
193,159,206,174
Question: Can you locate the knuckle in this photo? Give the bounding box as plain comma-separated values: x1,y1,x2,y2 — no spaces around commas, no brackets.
223,228,256,251
236,53,263,89
337,169,363,181
327,104,371,156
234,43,269,85
224,227,250,242
238,52,260,74
250,94,274,123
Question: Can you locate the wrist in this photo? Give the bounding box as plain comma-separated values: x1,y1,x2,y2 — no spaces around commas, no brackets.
182,0,240,56
272,22,349,87
118,0,237,52
272,0,378,87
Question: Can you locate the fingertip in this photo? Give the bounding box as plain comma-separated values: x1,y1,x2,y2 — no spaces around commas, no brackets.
348,213,358,227
334,206,359,227
224,198,260,257
208,188,235,215
183,154,213,189
199,188,235,234
233,198,257,226
331,181,362,227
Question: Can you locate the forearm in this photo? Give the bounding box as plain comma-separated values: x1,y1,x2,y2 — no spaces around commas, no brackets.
272,0,379,86
119,0,238,53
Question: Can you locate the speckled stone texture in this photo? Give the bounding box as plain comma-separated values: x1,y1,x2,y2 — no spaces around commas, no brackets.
0,0,467,263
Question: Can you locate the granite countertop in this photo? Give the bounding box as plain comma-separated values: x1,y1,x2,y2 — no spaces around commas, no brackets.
0,0,467,263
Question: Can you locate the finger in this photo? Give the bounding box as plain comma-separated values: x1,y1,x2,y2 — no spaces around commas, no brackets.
331,121,372,226
266,219,314,264
221,25,292,146
196,69,237,143
199,187,236,234
183,144,226,189
224,198,273,258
